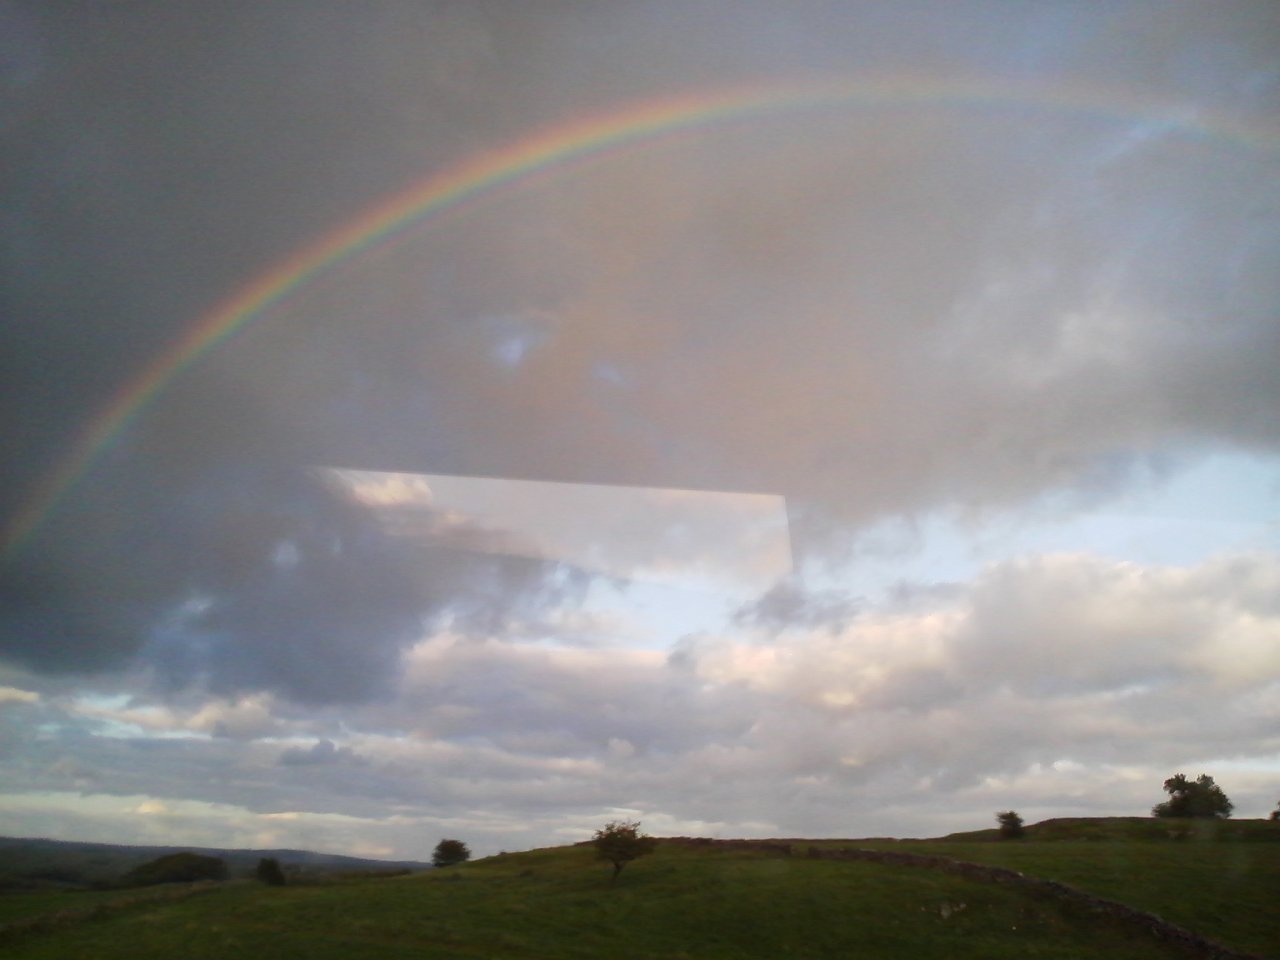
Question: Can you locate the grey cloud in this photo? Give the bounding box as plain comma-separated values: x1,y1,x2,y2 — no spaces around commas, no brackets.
0,1,598,700
733,577,860,634
279,739,363,767
0,433,578,704
366,111,1279,562
1,550,1276,852
2,1,1278,856
396,637,758,760
202,704,284,741
885,580,969,609
954,553,1280,697
6,0,1277,597
0,452,425,703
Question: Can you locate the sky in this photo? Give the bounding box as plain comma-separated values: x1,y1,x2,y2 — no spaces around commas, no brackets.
1,1,1278,860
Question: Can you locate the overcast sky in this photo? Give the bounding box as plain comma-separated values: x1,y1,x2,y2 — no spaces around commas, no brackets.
2,1,1278,860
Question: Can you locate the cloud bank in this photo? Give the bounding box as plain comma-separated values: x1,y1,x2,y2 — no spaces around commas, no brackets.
1,1,1277,856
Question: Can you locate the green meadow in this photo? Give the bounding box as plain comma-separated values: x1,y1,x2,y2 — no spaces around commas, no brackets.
852,818,1280,958
3,820,1276,960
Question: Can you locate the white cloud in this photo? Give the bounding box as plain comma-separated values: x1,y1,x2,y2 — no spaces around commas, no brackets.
189,695,285,740
1,550,1276,857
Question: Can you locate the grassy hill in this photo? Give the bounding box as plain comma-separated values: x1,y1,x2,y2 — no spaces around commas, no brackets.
935,815,1280,843
1,820,1276,959
846,818,1279,958
0,836,430,889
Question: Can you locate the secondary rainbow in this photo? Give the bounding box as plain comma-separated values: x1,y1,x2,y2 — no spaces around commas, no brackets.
4,76,1276,559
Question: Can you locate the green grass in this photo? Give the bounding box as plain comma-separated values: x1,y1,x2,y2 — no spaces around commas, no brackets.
1,837,1258,960
938,815,1280,844
846,821,1280,958
0,888,160,925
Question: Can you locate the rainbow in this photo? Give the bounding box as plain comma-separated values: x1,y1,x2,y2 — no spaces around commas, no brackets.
4,76,1276,559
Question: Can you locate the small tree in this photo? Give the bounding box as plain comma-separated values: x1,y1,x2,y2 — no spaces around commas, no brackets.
1152,773,1233,819
255,857,286,886
432,839,471,868
996,810,1024,839
592,819,656,883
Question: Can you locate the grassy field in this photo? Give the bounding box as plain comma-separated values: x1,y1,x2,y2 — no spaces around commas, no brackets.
846,818,1280,958
2,822,1276,959
0,887,168,925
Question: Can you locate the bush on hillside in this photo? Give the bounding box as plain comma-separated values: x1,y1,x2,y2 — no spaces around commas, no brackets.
432,839,471,868
996,810,1024,839
125,852,228,886
255,857,287,886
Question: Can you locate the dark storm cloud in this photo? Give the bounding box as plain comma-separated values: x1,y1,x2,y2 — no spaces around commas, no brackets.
0,350,584,702
0,443,418,698
0,0,585,512
0,430,584,703
0,0,649,623
0,2,602,700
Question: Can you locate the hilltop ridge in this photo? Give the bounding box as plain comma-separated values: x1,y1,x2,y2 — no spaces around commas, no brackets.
0,836,430,888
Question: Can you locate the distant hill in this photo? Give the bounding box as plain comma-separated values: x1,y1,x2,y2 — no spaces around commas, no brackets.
936,815,1280,843
0,836,431,889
